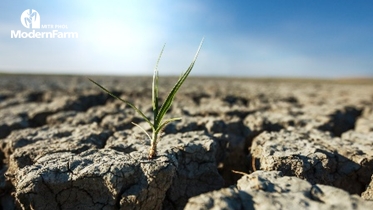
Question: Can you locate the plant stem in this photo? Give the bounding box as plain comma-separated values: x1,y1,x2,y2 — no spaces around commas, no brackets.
148,132,158,159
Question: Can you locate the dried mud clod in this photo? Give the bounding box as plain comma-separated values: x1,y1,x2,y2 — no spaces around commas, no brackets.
251,129,373,195
185,170,373,209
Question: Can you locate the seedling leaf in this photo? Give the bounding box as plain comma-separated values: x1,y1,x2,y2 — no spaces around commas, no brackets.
88,78,153,127
131,122,152,141
157,117,181,133
155,38,204,125
152,44,165,122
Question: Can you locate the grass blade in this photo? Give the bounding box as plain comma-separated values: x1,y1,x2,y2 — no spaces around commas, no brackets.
89,78,154,127
152,44,165,124
156,117,181,133
131,122,152,141
155,38,204,125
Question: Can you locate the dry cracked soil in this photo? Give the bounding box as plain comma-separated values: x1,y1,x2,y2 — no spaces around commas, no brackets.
0,74,373,210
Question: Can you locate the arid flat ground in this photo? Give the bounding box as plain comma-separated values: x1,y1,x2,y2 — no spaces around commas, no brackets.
0,74,372,209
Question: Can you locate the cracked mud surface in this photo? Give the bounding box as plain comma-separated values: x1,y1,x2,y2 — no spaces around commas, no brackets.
0,75,373,209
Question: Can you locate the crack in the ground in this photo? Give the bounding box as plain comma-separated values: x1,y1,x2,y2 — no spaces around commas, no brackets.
318,106,363,137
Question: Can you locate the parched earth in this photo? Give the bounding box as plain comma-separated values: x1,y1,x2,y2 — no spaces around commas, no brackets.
0,74,372,209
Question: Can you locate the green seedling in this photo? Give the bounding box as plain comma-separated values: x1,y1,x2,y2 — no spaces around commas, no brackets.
89,39,204,159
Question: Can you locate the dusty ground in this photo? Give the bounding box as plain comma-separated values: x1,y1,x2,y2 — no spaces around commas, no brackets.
0,74,372,209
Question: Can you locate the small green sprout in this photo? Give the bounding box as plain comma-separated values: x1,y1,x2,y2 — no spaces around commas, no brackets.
89,39,204,159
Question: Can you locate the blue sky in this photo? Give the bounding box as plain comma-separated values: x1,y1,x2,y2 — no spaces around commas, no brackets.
0,1,372,78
